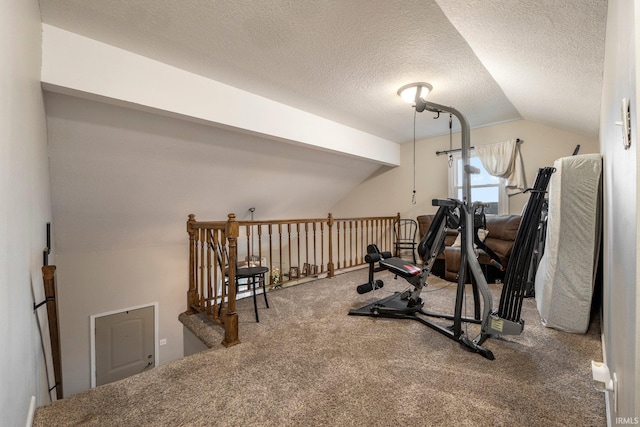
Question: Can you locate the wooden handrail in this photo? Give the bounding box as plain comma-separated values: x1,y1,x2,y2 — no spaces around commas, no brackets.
184,212,397,346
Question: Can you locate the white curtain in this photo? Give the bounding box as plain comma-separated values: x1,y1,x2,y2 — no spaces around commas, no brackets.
475,138,526,194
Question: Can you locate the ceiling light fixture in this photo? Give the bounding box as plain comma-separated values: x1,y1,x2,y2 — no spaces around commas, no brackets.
395,80,473,205
397,82,433,104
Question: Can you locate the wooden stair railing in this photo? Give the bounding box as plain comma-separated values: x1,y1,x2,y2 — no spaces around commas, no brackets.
185,212,399,346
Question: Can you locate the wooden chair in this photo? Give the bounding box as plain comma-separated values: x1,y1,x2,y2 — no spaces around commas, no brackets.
214,240,269,323
394,218,418,264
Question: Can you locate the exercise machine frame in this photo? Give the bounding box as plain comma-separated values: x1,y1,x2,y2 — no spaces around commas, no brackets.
350,198,499,360
349,99,553,359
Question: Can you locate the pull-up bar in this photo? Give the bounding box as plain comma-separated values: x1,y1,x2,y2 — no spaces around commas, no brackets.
435,138,522,156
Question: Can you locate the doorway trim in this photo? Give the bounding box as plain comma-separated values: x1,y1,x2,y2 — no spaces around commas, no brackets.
90,302,159,388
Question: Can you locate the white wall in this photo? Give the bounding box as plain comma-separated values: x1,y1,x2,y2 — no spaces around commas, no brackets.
45,92,382,254
56,244,186,396
0,0,54,425
600,1,639,420
331,119,598,219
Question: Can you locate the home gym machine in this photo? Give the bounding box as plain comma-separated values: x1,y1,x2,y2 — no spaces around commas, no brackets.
348,96,554,360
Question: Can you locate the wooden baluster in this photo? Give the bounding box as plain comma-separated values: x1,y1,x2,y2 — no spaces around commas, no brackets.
199,228,205,311
365,219,369,245
372,219,376,246
382,218,386,252
257,225,263,266
212,230,219,320
336,220,341,270
392,218,395,250
206,228,212,314
296,223,301,276
268,224,273,287
384,217,388,252
223,213,240,347
385,218,389,253
304,222,309,275
361,219,365,263
393,217,396,250
321,221,325,274
343,221,347,269
345,220,349,267
244,224,253,262
219,231,227,320
257,224,264,290
287,223,292,281
279,223,283,284
349,221,353,267
336,221,340,269
372,219,375,245
354,220,359,266
348,221,352,267
345,221,349,267
312,222,317,275
371,219,375,249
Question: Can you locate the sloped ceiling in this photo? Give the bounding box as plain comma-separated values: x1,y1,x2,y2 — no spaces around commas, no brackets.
436,0,607,139
38,0,607,142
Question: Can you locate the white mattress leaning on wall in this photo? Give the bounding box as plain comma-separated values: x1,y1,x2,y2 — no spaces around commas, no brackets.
535,153,603,333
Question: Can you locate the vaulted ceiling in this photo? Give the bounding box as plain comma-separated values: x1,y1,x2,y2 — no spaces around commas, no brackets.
39,0,607,143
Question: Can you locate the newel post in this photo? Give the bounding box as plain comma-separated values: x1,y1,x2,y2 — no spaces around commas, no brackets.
42,265,63,399
222,213,240,347
186,214,198,314
327,213,335,278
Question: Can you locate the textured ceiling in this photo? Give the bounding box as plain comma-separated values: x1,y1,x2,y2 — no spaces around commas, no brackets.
38,0,607,142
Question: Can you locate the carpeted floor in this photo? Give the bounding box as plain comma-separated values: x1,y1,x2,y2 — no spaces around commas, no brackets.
34,269,606,426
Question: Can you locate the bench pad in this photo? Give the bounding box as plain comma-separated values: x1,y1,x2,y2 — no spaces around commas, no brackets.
379,257,421,278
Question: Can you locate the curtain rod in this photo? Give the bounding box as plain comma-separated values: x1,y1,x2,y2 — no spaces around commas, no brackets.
435,138,522,156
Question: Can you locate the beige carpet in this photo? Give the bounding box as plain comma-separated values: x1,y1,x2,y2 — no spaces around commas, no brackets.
34,269,605,426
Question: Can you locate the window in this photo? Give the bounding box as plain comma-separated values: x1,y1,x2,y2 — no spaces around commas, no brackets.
448,152,508,215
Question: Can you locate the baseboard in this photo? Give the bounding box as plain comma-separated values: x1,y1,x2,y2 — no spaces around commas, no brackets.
25,395,36,427
600,309,611,427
